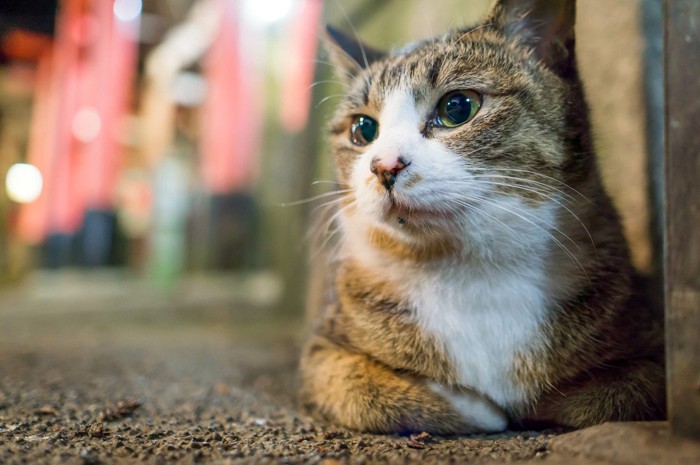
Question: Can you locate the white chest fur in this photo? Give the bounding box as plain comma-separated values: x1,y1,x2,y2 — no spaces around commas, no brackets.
343,198,557,410
405,259,549,409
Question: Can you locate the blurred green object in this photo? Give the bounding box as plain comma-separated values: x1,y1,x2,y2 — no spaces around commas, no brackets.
149,149,190,288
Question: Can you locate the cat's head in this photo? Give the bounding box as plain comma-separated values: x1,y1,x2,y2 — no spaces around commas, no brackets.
325,0,594,253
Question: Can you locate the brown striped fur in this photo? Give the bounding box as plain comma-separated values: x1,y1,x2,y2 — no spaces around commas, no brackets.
300,0,664,433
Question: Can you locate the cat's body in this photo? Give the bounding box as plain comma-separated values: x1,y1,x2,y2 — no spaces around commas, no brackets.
300,0,664,434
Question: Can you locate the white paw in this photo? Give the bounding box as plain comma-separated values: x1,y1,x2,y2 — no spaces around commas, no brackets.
429,382,508,433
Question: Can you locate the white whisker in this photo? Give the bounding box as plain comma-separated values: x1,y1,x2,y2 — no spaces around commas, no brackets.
467,178,597,255
278,189,354,207
467,167,594,205
457,192,590,282
328,0,373,88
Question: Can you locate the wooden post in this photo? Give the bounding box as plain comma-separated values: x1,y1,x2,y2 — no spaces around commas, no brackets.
664,0,700,440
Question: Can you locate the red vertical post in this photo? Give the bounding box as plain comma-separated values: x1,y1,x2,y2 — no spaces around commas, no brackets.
81,0,138,211
38,0,138,266
280,0,324,133
16,50,53,244
78,0,139,265
196,0,265,268
200,0,258,194
44,0,87,245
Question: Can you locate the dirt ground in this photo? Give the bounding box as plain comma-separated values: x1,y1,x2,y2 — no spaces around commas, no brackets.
0,271,691,465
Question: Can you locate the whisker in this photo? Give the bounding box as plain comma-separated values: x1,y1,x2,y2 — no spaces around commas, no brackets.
310,199,357,257
460,192,590,282
311,180,343,186
310,195,353,215
467,174,577,202
307,59,357,82
309,79,348,90
278,189,354,207
467,167,594,204
463,188,582,252
332,0,371,71
448,198,522,243
316,94,347,109
327,0,373,88
468,179,597,255
441,22,496,59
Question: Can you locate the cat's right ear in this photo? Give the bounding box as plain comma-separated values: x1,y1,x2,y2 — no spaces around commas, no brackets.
490,0,576,75
322,25,385,82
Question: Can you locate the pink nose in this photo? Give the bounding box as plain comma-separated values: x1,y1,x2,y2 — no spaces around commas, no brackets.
370,156,409,190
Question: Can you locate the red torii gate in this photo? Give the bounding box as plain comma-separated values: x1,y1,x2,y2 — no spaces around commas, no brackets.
18,0,138,265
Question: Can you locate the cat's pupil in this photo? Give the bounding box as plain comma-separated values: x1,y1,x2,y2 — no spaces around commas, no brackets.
445,95,471,122
436,90,481,128
351,115,378,146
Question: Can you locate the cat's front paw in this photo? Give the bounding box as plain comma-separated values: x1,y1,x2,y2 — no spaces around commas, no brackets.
428,382,508,433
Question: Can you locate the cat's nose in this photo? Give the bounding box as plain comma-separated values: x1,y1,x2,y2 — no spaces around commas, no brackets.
370,156,410,191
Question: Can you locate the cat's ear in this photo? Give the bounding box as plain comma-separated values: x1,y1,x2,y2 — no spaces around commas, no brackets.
322,25,385,81
490,0,575,74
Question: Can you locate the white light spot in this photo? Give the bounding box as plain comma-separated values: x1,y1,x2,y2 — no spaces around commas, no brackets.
6,163,43,204
72,107,102,143
114,0,142,22
242,0,294,25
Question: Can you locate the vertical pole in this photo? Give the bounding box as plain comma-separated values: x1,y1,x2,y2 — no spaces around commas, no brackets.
197,0,261,269
664,0,700,440
44,0,87,266
279,0,324,133
200,0,253,195
79,0,138,266
17,50,53,244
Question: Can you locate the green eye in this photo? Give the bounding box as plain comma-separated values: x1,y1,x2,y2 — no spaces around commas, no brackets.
435,90,481,128
350,115,379,146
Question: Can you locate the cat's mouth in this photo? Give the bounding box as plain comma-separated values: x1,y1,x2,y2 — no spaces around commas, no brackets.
381,195,448,226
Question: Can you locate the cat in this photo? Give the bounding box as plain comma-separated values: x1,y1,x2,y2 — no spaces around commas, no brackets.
300,0,665,434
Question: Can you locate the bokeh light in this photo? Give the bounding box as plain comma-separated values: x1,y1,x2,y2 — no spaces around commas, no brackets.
5,163,43,204
72,106,102,143
242,0,295,25
113,0,143,22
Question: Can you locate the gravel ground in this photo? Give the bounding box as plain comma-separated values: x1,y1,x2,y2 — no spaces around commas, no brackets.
0,272,576,465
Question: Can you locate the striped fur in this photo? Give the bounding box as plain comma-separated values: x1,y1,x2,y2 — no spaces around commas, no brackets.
300,0,664,434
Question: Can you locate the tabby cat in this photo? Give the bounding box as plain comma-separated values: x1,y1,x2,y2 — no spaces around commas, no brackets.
300,0,665,434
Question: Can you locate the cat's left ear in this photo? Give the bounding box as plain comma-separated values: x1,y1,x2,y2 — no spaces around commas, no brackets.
322,25,385,81
490,0,576,75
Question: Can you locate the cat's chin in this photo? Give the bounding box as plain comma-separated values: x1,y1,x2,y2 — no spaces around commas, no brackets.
377,198,457,229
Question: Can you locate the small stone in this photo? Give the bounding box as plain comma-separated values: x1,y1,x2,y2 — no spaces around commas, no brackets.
406,439,426,450
79,449,100,465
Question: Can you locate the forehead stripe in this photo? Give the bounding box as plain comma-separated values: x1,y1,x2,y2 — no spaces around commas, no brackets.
428,54,444,88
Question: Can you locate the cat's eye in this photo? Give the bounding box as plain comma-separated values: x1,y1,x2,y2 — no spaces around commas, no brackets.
435,90,481,128
350,115,379,146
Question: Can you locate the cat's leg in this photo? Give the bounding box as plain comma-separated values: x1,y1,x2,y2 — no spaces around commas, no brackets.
529,358,666,428
300,336,508,434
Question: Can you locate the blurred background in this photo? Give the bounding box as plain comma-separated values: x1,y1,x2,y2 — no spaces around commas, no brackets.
0,0,661,316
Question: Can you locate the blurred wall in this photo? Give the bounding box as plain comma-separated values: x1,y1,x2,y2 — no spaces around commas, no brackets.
577,0,651,273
